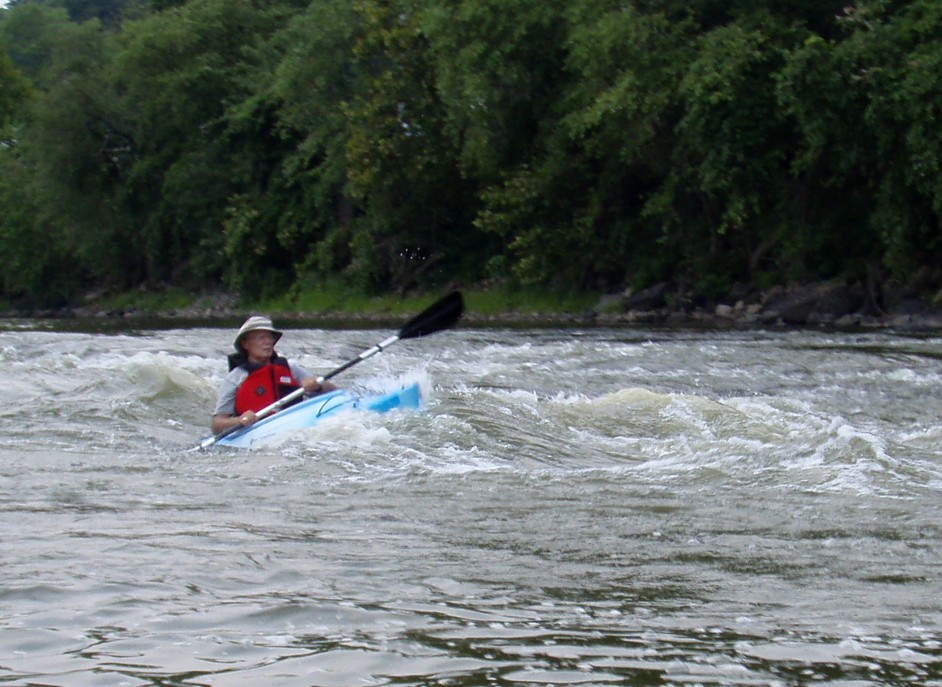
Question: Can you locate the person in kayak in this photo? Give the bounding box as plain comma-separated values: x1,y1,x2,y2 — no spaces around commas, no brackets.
210,315,336,434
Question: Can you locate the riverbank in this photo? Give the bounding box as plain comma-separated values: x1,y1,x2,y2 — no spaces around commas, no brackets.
6,280,942,331
592,280,942,332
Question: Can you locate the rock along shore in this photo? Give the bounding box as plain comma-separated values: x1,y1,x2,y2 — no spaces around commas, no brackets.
592,280,942,331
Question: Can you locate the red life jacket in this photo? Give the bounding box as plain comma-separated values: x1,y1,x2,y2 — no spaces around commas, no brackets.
234,355,302,414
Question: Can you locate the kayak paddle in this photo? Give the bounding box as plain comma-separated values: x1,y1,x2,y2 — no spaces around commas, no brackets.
198,290,464,450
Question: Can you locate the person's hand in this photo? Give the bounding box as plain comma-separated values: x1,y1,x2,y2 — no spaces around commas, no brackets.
302,377,336,395
237,410,257,427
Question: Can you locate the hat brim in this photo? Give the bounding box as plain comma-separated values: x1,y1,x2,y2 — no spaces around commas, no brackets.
235,328,283,352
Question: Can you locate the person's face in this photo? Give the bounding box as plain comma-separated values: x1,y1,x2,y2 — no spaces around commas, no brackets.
242,330,276,362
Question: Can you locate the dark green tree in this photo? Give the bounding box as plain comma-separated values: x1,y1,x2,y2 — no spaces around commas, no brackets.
862,0,942,281
272,0,479,295
646,17,799,294
0,48,30,138
1,14,120,303
0,3,77,83
777,0,942,296
467,1,691,290
106,0,293,290
421,0,574,287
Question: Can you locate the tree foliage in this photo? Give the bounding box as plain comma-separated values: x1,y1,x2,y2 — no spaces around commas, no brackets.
2,0,942,308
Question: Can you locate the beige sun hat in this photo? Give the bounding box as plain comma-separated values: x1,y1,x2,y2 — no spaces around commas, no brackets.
233,315,283,351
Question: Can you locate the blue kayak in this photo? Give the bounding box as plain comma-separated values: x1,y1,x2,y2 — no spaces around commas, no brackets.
215,382,422,449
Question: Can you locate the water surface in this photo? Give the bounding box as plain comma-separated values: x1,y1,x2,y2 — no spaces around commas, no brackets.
1,321,940,685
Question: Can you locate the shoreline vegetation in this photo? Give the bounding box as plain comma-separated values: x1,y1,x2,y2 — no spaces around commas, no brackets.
5,280,942,332
5,2,942,328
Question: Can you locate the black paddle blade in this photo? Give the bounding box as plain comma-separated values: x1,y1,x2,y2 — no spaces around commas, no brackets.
398,291,464,339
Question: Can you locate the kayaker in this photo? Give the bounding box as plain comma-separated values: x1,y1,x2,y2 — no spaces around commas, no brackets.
210,315,336,434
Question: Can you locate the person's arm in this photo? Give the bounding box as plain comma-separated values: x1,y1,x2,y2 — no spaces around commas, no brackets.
211,410,257,434
210,369,250,432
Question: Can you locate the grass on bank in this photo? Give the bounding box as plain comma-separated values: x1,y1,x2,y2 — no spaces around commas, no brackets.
92,284,600,318
261,285,599,318
94,287,196,313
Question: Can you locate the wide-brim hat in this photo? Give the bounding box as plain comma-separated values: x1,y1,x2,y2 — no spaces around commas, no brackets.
234,315,282,352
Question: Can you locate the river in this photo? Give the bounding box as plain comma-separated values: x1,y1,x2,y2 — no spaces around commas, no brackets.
1,319,940,686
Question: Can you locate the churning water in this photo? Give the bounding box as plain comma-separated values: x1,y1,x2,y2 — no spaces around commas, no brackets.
0,319,940,686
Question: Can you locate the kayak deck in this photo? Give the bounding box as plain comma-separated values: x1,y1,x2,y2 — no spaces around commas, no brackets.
215,382,422,448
